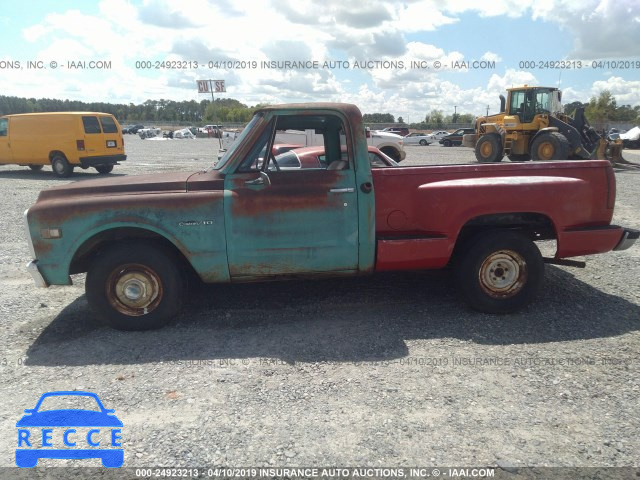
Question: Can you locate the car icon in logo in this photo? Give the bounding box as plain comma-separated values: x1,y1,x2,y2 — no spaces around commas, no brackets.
16,391,123,468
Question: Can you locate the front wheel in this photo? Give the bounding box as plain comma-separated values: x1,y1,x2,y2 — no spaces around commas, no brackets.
86,243,185,330
443,140,452,147
455,231,544,313
530,132,570,160
419,139,427,146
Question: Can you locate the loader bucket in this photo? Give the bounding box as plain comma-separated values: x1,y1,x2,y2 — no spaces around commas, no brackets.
591,139,640,169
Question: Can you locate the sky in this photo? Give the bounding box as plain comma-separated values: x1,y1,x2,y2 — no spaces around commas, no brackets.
0,0,639,122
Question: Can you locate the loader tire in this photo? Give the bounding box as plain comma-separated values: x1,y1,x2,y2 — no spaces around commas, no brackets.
475,134,504,163
530,132,570,160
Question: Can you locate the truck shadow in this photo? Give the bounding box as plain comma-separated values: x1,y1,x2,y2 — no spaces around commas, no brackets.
24,266,640,366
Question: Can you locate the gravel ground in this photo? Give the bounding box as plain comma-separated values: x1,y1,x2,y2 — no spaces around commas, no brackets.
0,137,639,476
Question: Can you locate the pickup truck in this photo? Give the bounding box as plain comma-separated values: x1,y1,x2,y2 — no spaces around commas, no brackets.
24,103,638,331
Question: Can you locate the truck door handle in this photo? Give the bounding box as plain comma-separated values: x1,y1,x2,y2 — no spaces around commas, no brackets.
245,171,271,186
329,188,355,193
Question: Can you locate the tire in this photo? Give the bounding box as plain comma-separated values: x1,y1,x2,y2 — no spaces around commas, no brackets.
86,243,185,330
475,134,504,163
95,164,114,174
51,154,74,177
28,165,44,171
530,132,570,160
455,231,544,314
419,139,427,146
380,147,401,162
508,154,532,162
443,139,452,147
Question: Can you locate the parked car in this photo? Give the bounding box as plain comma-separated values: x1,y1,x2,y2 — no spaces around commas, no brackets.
620,126,640,149
138,127,161,139
123,124,144,134
380,126,410,136
273,145,398,169
440,128,475,146
277,128,406,162
403,132,433,146
173,128,196,139
426,130,450,142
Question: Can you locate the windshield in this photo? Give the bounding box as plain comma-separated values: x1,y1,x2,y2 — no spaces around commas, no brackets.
213,113,264,170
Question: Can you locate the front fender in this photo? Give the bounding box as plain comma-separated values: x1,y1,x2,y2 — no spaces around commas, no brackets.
26,191,229,285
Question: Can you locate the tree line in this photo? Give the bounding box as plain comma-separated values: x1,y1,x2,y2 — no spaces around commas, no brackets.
0,95,260,124
1,90,637,128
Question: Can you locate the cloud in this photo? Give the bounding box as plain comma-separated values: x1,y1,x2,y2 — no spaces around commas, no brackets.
137,0,203,28
531,0,640,59
335,4,393,28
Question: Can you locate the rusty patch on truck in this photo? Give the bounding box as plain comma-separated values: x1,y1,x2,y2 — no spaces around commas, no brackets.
228,170,347,216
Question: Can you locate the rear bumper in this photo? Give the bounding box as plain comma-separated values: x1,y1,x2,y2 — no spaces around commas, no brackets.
26,260,49,288
79,154,126,168
557,225,638,258
614,228,640,251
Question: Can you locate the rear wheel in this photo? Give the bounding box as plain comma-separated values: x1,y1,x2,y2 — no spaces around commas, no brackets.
51,154,74,177
28,165,44,171
95,165,114,174
475,134,504,163
455,231,544,313
530,132,570,160
86,243,185,330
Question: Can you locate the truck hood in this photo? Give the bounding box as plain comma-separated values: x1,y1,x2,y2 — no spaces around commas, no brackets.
36,172,195,202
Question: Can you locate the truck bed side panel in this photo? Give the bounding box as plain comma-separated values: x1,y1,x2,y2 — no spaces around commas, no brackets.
372,161,616,270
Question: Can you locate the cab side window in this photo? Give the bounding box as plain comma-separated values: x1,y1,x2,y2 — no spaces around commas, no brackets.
82,116,102,134
0,119,7,136
236,114,351,172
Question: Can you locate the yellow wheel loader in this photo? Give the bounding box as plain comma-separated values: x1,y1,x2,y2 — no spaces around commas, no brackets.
462,86,637,168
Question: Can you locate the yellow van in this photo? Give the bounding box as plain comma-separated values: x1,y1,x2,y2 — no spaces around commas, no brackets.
0,112,126,177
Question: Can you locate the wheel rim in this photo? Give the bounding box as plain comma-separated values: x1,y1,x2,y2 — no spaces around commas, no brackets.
480,141,493,158
53,160,64,174
106,264,163,316
537,142,555,160
478,250,527,298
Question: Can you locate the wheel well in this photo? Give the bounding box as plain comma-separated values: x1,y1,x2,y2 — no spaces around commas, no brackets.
453,212,556,259
70,228,197,278
49,151,67,162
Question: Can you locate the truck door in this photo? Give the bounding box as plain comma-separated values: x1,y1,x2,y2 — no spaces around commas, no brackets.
224,112,360,279
0,118,12,163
